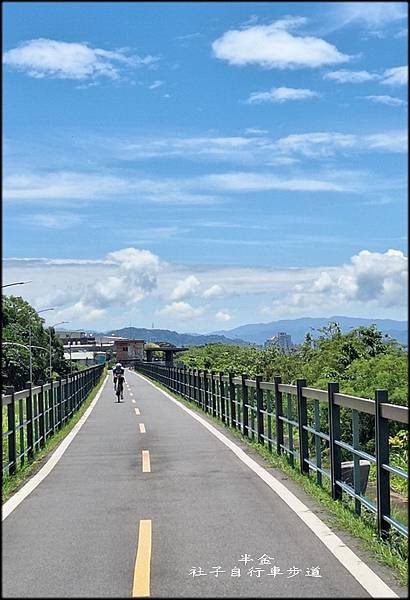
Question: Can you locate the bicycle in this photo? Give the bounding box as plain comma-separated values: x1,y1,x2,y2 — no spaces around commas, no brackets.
114,375,124,402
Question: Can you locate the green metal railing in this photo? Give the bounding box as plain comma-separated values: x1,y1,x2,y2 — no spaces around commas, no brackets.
2,364,104,476
135,362,408,541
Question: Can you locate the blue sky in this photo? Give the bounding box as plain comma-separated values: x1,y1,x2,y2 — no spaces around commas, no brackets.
3,2,408,332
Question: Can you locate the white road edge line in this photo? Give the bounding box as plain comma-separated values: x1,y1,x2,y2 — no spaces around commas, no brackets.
132,371,398,599
2,374,109,521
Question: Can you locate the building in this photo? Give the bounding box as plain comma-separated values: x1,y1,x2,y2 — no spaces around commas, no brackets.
63,350,106,366
265,332,293,353
57,331,96,345
57,331,125,354
114,339,144,362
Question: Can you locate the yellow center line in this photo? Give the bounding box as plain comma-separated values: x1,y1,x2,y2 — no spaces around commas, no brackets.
132,519,152,597
139,423,146,434
142,450,151,473
135,407,140,415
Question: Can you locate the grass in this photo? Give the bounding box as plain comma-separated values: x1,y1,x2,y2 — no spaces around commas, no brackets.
2,368,107,503
139,371,408,588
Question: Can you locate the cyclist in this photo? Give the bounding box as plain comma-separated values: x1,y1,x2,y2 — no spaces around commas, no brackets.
113,362,125,400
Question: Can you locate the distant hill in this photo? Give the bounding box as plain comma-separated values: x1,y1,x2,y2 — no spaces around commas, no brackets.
212,316,408,346
102,327,250,347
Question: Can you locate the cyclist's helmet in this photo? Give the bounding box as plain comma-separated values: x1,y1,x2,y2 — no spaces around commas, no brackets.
115,362,122,368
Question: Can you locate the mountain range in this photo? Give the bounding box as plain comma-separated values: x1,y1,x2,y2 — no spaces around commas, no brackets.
103,327,250,347
101,316,407,347
212,316,408,345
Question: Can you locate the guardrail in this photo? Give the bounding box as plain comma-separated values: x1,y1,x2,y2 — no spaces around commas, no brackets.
135,362,408,541
2,364,105,477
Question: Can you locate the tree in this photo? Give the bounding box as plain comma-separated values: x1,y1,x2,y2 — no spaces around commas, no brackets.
2,295,73,390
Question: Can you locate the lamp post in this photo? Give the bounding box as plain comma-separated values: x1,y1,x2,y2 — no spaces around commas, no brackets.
48,321,69,379
26,308,55,382
2,281,32,288
3,342,49,384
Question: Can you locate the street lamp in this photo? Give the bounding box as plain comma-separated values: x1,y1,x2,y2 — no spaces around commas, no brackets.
48,321,69,379
2,342,49,385
2,281,32,288
25,308,55,382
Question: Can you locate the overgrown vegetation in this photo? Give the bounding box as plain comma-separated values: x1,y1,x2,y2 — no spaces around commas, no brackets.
2,295,75,391
179,322,408,494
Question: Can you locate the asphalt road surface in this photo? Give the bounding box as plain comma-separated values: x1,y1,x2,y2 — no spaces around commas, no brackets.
2,370,407,598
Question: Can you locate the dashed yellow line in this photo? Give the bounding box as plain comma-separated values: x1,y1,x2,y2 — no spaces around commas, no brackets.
142,450,151,473
139,423,146,434
132,519,152,597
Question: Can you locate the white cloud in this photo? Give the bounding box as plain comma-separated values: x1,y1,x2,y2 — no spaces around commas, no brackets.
170,275,201,301
246,86,319,104
3,248,407,328
362,95,406,107
274,130,407,156
34,247,162,322
323,66,408,86
212,19,350,69
332,2,407,30
215,310,232,322
157,301,204,320
381,66,408,86
262,249,407,318
244,128,269,135
203,284,226,299
148,80,164,89
203,172,346,192
323,69,380,83
18,212,83,229
364,131,408,152
3,171,218,205
3,38,158,81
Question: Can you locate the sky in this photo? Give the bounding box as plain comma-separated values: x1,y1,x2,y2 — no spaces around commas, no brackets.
3,1,408,333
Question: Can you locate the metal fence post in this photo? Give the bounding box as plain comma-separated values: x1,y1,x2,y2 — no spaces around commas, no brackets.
241,374,249,436
228,372,236,428
37,381,46,449
375,389,391,539
188,369,192,401
183,367,188,399
274,376,283,455
203,370,209,412
49,379,55,433
211,371,216,416
219,372,225,423
57,378,63,429
328,382,342,500
297,378,309,475
5,386,16,475
177,367,181,395
255,375,264,445
25,381,34,460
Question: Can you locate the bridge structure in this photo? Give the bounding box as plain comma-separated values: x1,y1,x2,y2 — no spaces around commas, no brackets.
2,364,408,598
118,347,188,367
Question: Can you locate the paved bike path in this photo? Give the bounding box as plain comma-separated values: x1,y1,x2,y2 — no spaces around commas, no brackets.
2,370,405,597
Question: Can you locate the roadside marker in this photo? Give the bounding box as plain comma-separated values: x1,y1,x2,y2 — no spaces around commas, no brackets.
142,450,151,473
132,519,152,597
139,423,146,434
